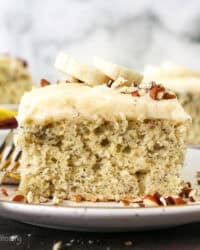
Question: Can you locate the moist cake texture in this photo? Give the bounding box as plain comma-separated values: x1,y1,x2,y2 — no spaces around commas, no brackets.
16,82,190,203
0,55,32,104
144,62,200,144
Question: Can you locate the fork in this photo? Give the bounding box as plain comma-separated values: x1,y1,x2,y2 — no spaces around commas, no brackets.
0,130,21,184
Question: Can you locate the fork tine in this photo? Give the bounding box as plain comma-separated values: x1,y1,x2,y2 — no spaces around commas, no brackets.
0,131,14,170
0,130,21,184
0,140,6,153
13,150,22,162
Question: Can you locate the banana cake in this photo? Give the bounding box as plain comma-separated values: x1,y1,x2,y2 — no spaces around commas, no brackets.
16,80,190,204
0,55,32,104
144,62,200,144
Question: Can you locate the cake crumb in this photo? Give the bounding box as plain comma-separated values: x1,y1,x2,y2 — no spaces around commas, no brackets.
1,188,8,196
52,196,63,205
65,242,72,247
124,240,133,246
196,171,200,177
52,241,62,250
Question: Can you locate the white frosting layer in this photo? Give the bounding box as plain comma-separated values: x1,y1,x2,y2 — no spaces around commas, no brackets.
143,62,200,93
17,83,190,125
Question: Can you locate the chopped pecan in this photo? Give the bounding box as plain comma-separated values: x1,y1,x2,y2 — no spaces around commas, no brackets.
120,200,130,206
189,196,195,202
40,79,50,87
165,196,186,205
143,195,159,207
153,192,163,205
12,194,25,202
173,197,186,205
131,91,140,97
163,92,176,100
149,85,165,100
179,188,192,198
165,196,175,205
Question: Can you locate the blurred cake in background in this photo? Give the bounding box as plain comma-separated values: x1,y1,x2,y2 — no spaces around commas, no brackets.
0,55,32,104
143,62,200,145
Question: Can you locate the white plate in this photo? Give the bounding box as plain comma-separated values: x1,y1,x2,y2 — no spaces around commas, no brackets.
0,148,200,232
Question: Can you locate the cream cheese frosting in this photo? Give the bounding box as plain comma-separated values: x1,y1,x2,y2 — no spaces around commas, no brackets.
143,62,200,93
17,83,190,125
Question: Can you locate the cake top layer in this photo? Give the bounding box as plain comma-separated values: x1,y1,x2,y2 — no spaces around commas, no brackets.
17,83,190,125
0,55,31,82
143,62,200,93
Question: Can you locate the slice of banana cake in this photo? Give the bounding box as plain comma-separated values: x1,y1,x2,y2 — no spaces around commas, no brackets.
15,81,190,204
0,55,32,104
144,62,200,144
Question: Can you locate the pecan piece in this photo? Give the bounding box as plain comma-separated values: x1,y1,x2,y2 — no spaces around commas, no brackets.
179,188,192,198
40,79,50,87
131,91,140,97
12,194,26,202
149,85,165,100
163,92,176,100
173,197,186,205
189,196,195,202
143,195,159,207
165,196,175,205
120,200,130,206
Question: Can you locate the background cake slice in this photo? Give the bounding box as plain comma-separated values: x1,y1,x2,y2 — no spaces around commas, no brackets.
16,81,190,204
144,62,200,144
0,55,32,104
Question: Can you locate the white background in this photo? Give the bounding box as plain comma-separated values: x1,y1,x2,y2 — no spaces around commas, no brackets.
0,0,200,81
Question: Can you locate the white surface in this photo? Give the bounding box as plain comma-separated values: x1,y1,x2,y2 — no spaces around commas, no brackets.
0,1,200,82
0,147,200,232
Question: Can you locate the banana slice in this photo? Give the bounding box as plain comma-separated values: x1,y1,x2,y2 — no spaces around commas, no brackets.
0,107,17,119
55,53,110,86
94,57,143,85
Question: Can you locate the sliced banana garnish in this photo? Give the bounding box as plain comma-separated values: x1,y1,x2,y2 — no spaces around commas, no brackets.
94,57,143,85
55,53,110,86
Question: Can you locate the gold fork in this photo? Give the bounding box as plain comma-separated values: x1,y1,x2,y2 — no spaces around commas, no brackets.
0,130,21,184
